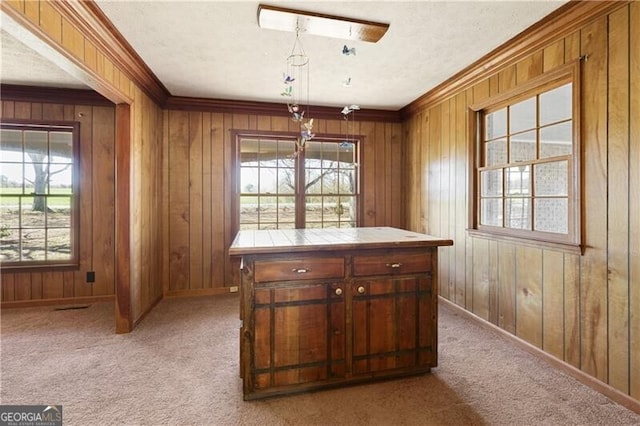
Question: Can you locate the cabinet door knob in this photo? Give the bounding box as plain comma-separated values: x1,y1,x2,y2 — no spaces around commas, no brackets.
357,286,365,294
291,268,310,273
335,288,343,296
386,262,402,268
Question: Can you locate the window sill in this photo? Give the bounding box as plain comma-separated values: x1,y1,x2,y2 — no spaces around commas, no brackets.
0,262,79,273
466,229,583,255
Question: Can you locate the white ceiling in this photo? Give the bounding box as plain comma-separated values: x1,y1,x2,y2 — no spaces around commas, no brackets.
1,1,569,111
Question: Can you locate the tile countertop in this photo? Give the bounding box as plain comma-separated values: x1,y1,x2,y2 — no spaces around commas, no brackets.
229,227,453,256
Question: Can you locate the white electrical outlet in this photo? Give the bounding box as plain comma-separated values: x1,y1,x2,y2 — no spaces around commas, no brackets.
229,286,239,293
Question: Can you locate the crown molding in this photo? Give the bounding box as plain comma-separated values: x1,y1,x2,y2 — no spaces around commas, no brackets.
166,96,402,123
400,0,630,117
0,84,113,107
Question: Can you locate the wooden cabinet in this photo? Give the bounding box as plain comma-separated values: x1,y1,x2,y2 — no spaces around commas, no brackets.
230,227,453,400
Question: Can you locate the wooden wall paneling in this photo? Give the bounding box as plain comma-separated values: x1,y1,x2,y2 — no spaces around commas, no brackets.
564,253,581,368
201,112,213,288
515,246,543,348
63,270,74,298
91,106,115,296
2,101,15,117
565,30,581,63
14,272,30,300
439,101,450,298
132,88,145,318
1,274,15,302
472,238,490,320
488,240,499,325
13,101,30,119
168,110,190,291
61,16,84,61
360,121,376,226
473,78,490,103
114,103,132,333
74,104,94,298
24,1,38,24
42,271,63,299
428,104,442,238
497,241,517,334
448,98,457,300
374,122,385,226
189,112,204,290
454,91,468,306
419,112,430,235
629,0,640,400
579,16,609,382
542,250,565,359
515,51,543,84
39,1,62,44
498,65,517,93
543,39,565,72
31,272,42,300
161,110,170,296
390,123,403,229
404,116,418,231
607,5,630,395
211,113,225,288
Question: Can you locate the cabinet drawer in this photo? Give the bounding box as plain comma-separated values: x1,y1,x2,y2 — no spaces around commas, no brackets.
254,257,345,283
352,253,431,276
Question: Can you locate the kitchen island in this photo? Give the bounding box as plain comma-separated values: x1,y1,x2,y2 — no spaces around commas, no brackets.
229,227,453,400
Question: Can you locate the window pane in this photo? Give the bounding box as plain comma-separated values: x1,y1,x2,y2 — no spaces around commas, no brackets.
510,131,536,162
22,229,45,261
305,196,322,225
485,108,507,139
534,198,568,234
277,168,295,194
305,141,323,165
0,129,22,154
338,169,357,194
510,97,536,133
485,138,507,166
47,228,71,260
322,197,342,222
49,164,73,192
239,196,259,224
540,121,572,158
0,196,18,227
505,166,530,196
277,196,296,224
0,163,23,193
258,196,277,224
24,131,48,163
505,198,531,230
277,140,296,162
540,83,571,125
0,228,19,261
480,198,502,226
480,169,502,197
240,138,259,163
321,170,338,194
259,140,278,167
50,132,72,164
259,168,278,194
48,196,72,228
21,197,45,228
240,167,259,193
338,196,357,223
535,161,568,196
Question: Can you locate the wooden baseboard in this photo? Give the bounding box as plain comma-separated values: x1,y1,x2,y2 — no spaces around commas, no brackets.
1,295,115,309
439,297,640,415
164,287,238,298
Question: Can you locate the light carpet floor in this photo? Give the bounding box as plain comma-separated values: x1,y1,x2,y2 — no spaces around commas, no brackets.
1,294,639,425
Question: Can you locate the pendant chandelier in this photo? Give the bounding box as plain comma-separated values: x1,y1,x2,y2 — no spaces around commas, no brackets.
282,24,314,152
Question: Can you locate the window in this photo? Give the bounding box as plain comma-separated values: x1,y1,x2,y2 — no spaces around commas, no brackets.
0,121,80,268
470,61,581,249
235,134,360,230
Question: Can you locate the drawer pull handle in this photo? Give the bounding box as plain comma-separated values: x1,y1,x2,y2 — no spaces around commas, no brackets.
357,286,365,294
335,288,343,296
292,268,310,274
386,262,403,268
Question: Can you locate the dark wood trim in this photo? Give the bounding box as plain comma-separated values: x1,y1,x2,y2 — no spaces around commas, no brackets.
114,103,131,334
400,0,629,117
439,297,640,416
165,96,402,123
0,84,112,106
1,295,114,309
165,288,238,298
51,1,169,105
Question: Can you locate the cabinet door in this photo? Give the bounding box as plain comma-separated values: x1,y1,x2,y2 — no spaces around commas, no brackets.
251,282,346,391
351,277,435,375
